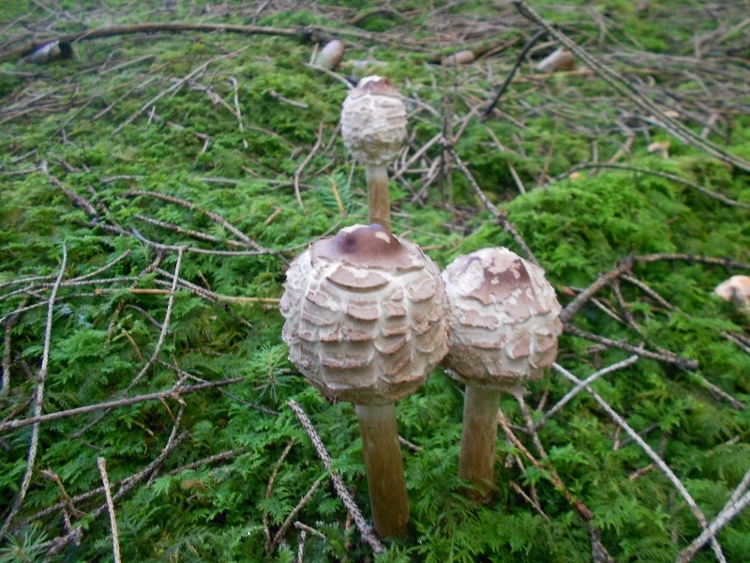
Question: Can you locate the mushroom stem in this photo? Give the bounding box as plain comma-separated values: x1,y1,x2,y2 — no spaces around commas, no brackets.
355,403,409,538
458,386,502,499
365,163,391,233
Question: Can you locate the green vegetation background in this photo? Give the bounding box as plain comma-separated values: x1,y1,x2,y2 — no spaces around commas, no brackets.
1,0,750,561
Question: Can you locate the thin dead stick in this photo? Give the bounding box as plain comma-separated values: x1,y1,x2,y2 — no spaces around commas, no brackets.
264,440,297,550
567,163,750,210
511,0,750,174
445,144,538,265
497,408,594,521
166,449,243,476
71,248,186,438
535,355,640,430
133,214,251,247
16,430,188,532
635,253,750,270
391,133,442,182
565,325,699,371
620,274,675,311
42,429,189,556
482,27,547,120
507,160,526,194
515,395,614,563
677,489,750,563
124,191,267,252
0,21,430,64
90,286,280,304
293,122,325,209
156,359,278,415
0,377,243,433
297,528,307,563
115,48,248,134
97,457,122,563
130,229,270,257
294,521,326,540
552,362,726,562
0,244,66,538
2,307,24,393
229,77,248,149
726,467,750,516
269,90,310,109
269,474,326,553
40,469,85,519
560,255,634,324
286,399,384,554
509,480,550,521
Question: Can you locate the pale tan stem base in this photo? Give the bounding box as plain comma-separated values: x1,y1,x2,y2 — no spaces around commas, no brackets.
365,164,391,233
355,403,409,538
458,386,502,500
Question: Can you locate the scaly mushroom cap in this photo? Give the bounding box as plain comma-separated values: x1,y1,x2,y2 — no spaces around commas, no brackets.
341,76,407,166
441,247,562,392
280,224,449,405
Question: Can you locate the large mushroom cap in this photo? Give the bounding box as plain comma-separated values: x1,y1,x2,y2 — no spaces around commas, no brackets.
340,76,407,166
441,247,562,392
280,224,449,405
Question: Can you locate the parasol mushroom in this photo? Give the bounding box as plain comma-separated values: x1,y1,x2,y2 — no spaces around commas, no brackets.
340,76,407,233
280,223,448,537
441,247,562,499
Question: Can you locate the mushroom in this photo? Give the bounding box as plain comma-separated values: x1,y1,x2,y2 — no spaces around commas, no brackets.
340,76,407,233
714,275,750,317
441,247,562,499
280,223,449,537
535,47,576,73
315,39,345,70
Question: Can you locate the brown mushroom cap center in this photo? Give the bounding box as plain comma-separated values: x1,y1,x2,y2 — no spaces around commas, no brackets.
311,224,417,270
348,76,400,99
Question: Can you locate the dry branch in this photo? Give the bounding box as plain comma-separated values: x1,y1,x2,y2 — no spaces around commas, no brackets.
97,457,122,563
512,0,750,174
0,244,66,537
0,377,243,434
287,399,384,554
552,362,726,562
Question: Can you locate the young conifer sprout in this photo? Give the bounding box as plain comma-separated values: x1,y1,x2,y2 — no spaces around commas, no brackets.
340,76,407,233
280,223,449,537
441,247,562,499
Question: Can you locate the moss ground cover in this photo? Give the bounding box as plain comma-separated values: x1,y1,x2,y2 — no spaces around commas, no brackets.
1,1,750,561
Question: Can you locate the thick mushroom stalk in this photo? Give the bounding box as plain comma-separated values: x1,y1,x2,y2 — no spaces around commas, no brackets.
441,247,562,499
341,76,407,233
281,224,448,537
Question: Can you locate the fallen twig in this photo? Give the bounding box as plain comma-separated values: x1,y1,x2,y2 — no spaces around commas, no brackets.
552,362,726,562
287,399,384,554
0,244,66,537
97,457,122,563
512,0,750,174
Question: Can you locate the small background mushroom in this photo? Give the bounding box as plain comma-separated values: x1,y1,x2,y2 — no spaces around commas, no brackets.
715,275,750,317
340,76,406,233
